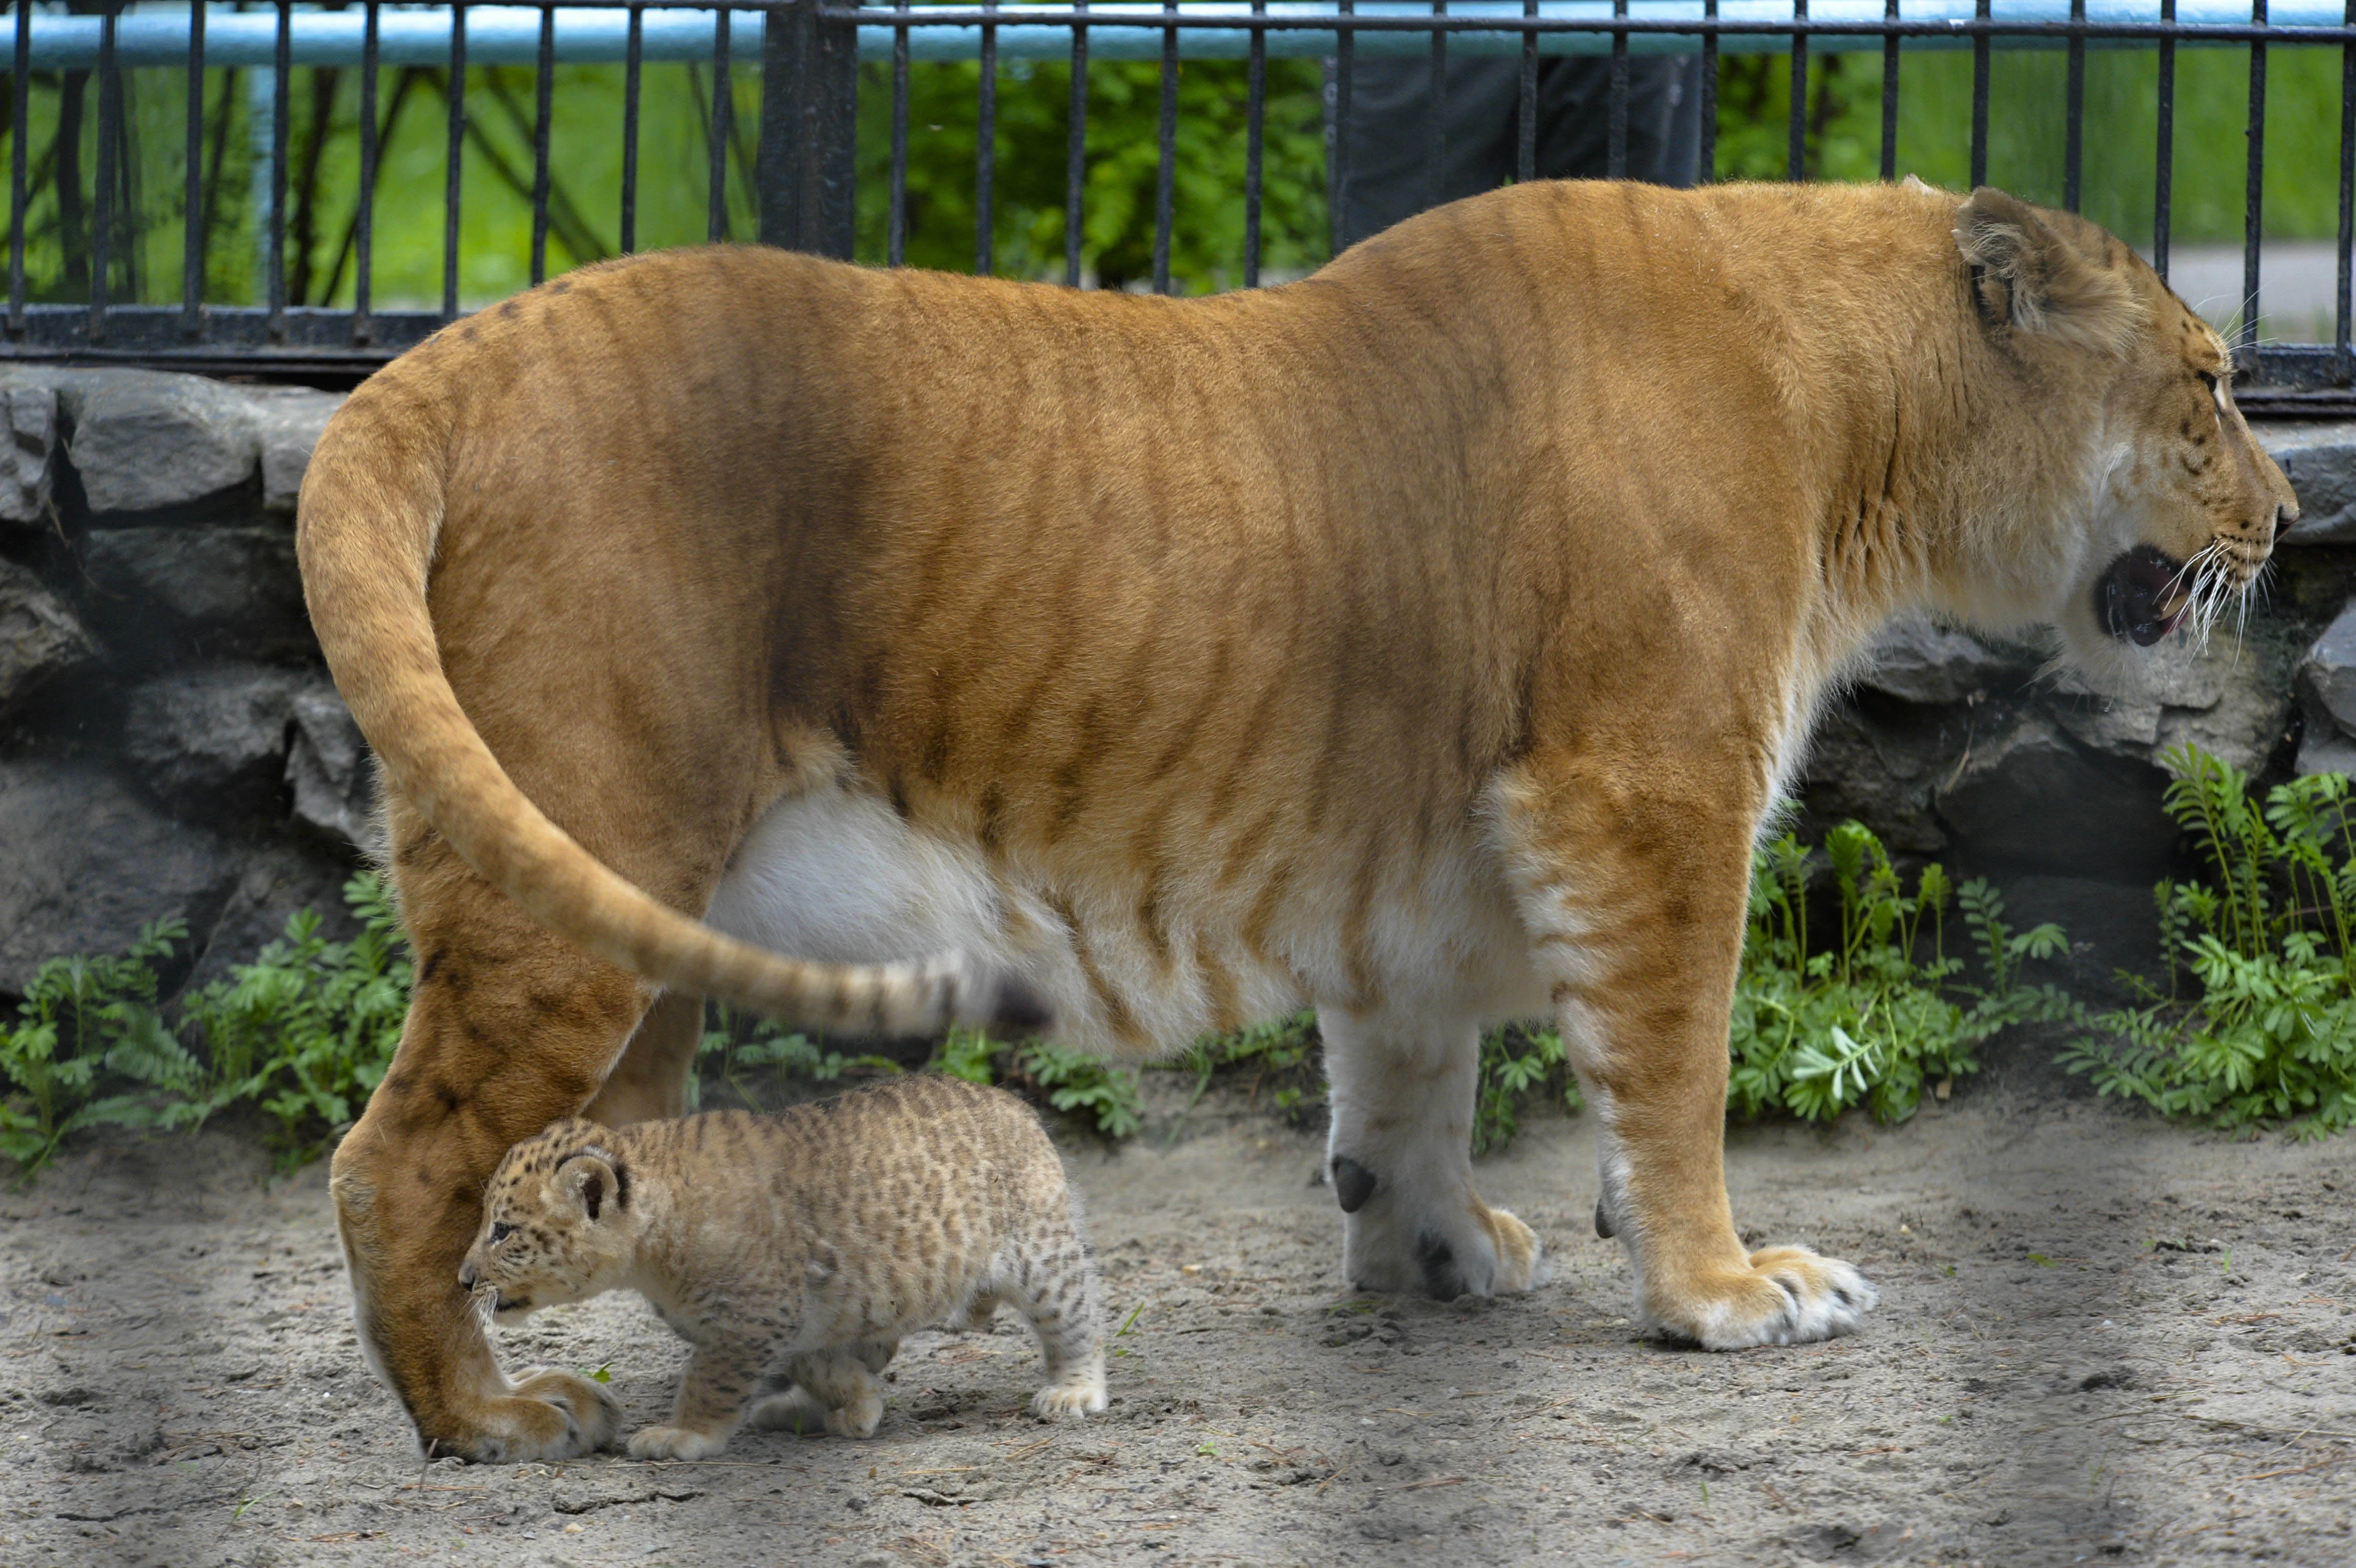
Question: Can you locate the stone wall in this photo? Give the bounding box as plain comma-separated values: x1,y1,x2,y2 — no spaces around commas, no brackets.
1,369,365,996
2,365,2353,1004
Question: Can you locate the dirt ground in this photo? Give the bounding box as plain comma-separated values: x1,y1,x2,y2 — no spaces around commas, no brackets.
4,1042,2353,1568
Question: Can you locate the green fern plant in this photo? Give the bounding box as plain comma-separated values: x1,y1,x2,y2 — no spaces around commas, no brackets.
2064,748,2356,1137
0,918,196,1177
1733,820,2073,1125
176,874,415,1161
929,1026,1143,1141
693,1004,901,1112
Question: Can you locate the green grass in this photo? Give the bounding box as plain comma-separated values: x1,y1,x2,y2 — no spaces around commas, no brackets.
3,42,2341,312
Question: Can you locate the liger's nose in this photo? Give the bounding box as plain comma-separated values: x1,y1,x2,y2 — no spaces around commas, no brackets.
458,1259,478,1290
2275,500,2300,542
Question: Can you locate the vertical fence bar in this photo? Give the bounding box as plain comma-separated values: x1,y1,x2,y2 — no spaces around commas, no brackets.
709,8,733,244
1880,0,1899,181
2064,0,2085,210
92,5,119,341
2340,0,2352,380
1788,0,1808,179
183,1,208,336
2156,0,2175,284
1245,0,1266,286
1154,4,1177,292
1610,0,1630,178
1970,0,1990,189
1519,0,1538,184
1700,0,1719,182
978,0,998,274
269,1,291,339
892,0,912,266
445,4,468,318
357,2,380,340
1429,2,1448,209
622,4,643,253
1335,0,1355,249
532,4,555,282
2240,0,2265,364
8,0,27,334
758,0,856,258
1067,1,1089,285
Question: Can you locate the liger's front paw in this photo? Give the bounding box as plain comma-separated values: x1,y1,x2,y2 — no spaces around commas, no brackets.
1347,1199,1543,1300
1642,1246,1878,1350
437,1370,621,1463
626,1424,727,1461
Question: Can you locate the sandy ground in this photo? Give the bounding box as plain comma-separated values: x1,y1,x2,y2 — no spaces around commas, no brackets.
4,1043,2353,1568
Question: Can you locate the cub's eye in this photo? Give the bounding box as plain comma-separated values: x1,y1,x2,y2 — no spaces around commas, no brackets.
489,1222,516,1245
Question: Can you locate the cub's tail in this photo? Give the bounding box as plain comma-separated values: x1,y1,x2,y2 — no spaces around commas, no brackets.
292,371,1046,1041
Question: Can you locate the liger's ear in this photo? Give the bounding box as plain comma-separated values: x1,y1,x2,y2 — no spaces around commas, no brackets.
1953,186,2144,353
556,1152,619,1222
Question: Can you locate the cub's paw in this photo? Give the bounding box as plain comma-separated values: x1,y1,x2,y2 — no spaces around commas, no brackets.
1643,1247,1878,1350
626,1425,726,1462
448,1368,621,1462
1029,1375,1107,1420
822,1388,884,1439
749,1388,830,1436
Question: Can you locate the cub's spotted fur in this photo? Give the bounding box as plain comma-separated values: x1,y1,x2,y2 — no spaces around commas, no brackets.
459,1076,1105,1459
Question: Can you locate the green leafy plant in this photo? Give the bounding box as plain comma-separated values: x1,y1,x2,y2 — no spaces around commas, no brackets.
693,1004,901,1113
0,918,196,1176
930,1027,1143,1141
1168,1010,1324,1131
2063,748,2356,1137
176,874,416,1161
1474,1024,1584,1157
1733,820,2074,1124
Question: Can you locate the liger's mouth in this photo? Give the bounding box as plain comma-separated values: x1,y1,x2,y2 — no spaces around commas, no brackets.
2097,546,2195,647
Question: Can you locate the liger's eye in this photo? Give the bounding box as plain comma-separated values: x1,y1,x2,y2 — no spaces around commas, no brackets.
489,1222,516,1245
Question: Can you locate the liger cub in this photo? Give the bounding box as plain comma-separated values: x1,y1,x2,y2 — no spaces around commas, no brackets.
459,1075,1106,1459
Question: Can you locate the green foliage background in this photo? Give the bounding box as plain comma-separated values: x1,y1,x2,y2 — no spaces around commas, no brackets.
0,37,2342,311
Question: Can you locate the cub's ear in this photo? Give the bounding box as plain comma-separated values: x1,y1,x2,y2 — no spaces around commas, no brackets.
555,1152,620,1223
1953,186,2142,353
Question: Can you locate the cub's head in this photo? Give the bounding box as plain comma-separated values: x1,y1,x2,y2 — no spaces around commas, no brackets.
459,1118,638,1323
1949,187,2298,683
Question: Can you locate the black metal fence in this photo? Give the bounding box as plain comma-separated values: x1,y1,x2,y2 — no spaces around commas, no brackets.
3,2,2351,409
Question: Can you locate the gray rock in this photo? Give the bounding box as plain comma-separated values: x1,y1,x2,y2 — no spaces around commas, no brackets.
286,680,378,852
246,386,345,515
2295,724,2356,778
0,559,99,713
0,757,243,993
2298,605,2356,741
1799,702,1963,854
121,663,307,815
2264,421,2356,545
1,380,57,525
182,843,364,995
79,525,310,656
56,370,259,515
2050,623,2297,775
1852,614,2031,705
1934,712,2176,877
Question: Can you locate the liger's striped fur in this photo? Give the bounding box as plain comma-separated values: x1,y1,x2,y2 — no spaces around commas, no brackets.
303,179,2297,1461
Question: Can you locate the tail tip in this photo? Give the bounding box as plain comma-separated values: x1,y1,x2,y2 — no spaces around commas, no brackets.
989,973,1054,1037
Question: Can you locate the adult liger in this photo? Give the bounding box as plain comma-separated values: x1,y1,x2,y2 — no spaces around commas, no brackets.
301,180,2296,1460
